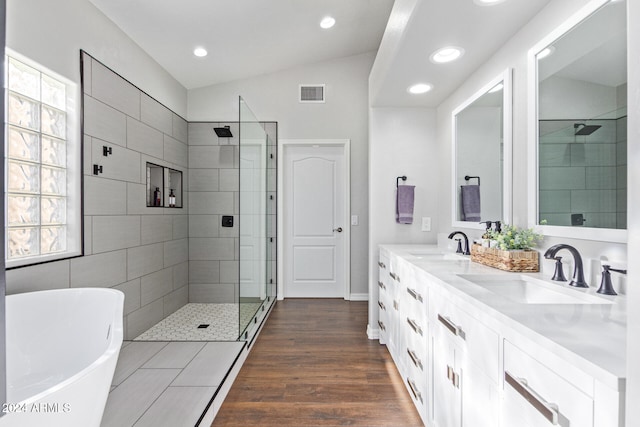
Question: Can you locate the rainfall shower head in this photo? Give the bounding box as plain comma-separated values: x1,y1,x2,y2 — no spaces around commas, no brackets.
574,123,601,136
214,126,233,138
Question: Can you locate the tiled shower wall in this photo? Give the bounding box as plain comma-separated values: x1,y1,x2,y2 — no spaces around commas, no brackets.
6,52,189,340
187,122,277,303
539,117,627,228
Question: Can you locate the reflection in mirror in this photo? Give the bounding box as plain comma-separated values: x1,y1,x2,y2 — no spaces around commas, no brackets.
533,0,626,238
452,69,512,229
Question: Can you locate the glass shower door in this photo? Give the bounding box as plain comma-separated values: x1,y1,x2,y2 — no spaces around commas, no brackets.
239,97,268,336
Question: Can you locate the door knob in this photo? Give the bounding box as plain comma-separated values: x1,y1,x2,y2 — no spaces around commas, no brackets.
333,227,343,233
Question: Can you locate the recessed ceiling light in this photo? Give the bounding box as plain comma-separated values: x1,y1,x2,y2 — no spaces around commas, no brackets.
474,0,507,6
193,47,208,57
320,16,336,29
430,46,464,64
408,83,433,94
488,83,504,93
537,46,555,60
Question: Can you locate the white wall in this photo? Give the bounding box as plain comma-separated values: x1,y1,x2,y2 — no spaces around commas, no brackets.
6,0,187,116
188,52,374,297
367,107,438,334
626,0,640,424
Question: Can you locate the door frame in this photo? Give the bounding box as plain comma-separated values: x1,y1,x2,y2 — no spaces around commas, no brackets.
277,139,351,300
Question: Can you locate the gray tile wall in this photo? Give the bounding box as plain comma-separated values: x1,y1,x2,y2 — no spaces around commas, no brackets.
188,122,240,303
187,122,277,303
6,52,189,340
539,118,626,229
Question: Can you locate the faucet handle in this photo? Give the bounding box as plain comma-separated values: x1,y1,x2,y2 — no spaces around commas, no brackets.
551,257,567,282
454,238,463,254
597,265,618,295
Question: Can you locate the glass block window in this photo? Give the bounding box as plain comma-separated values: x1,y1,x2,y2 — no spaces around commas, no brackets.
5,52,82,267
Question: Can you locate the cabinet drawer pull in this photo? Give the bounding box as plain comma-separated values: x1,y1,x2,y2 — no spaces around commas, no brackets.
378,261,386,269
377,320,386,331
378,281,386,290
378,300,386,311
406,318,423,336
407,348,423,371
505,371,559,425
406,378,423,403
446,365,460,388
406,287,423,302
437,314,465,339
389,272,400,282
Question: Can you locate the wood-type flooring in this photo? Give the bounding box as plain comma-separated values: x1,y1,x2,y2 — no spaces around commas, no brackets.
212,299,423,426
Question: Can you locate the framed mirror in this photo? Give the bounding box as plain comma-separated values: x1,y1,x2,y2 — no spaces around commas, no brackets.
528,0,627,242
452,69,512,229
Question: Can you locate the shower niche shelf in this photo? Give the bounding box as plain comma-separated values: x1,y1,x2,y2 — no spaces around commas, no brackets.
146,162,183,208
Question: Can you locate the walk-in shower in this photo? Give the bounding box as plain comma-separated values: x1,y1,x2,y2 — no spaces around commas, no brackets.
134,97,277,343
538,114,627,229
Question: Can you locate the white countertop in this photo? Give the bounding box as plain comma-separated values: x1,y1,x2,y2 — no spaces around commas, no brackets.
380,244,626,391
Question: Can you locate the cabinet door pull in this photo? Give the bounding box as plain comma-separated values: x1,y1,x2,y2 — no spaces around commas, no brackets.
389,272,400,282
377,320,386,331
447,365,454,382
406,378,423,403
437,314,465,339
406,318,423,336
378,261,386,269
407,348,424,371
378,300,386,311
406,287,423,302
505,371,559,425
378,281,386,290
393,300,399,311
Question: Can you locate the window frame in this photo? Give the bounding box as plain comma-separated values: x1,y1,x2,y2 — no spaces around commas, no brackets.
4,49,83,269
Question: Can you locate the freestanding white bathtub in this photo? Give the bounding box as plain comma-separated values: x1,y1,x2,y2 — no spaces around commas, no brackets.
1,288,124,427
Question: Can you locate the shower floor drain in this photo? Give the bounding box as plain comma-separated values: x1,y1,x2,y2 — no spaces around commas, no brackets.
197,324,210,329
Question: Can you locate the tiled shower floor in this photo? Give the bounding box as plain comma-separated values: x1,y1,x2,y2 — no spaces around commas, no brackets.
134,303,263,341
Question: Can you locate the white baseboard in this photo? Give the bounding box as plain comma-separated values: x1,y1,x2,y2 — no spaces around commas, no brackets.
349,293,369,301
366,323,379,340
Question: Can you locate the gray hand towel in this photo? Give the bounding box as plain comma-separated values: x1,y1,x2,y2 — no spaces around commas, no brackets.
461,185,481,221
396,185,415,224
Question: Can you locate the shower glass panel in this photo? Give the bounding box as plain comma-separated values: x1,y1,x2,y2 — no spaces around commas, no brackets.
239,97,275,338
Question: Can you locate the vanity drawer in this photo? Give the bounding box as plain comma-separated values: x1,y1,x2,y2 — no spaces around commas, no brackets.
503,340,593,427
431,293,499,383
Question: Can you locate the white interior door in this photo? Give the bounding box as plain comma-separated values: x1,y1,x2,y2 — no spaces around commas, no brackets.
283,143,347,298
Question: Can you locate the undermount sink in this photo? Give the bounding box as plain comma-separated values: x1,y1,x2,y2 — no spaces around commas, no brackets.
408,252,467,261
458,274,613,305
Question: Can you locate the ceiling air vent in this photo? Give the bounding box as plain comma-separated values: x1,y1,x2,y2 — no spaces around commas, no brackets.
299,84,325,103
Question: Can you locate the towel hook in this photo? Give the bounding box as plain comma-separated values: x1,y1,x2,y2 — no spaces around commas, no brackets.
464,175,480,186
396,175,407,188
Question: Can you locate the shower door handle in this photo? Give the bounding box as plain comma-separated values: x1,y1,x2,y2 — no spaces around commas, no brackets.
333,227,343,233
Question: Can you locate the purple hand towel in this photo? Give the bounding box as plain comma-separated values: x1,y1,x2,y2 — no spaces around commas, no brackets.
396,185,415,224
461,185,481,221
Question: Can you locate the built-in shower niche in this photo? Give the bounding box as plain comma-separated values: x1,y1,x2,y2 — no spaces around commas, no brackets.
146,162,183,208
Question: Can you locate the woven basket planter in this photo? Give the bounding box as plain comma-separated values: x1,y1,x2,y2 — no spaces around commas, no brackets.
470,244,539,272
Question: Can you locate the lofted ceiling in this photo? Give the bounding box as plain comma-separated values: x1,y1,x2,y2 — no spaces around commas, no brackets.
88,0,556,107
88,0,395,90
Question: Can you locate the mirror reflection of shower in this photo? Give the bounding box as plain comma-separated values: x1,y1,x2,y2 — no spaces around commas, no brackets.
573,122,601,136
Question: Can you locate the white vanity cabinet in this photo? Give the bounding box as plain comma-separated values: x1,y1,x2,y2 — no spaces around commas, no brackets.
378,249,429,424
430,289,500,427
376,246,624,427
502,339,623,427
399,261,429,422
377,249,391,346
